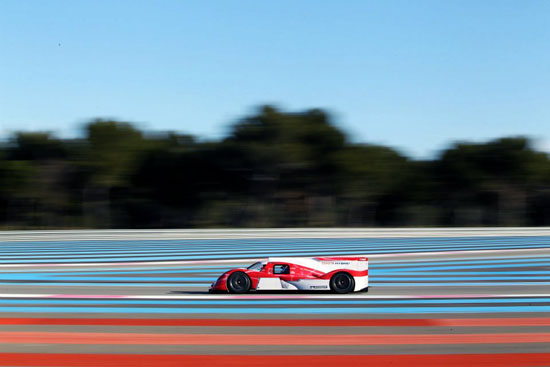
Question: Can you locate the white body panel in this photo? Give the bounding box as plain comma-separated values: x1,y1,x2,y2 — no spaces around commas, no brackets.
256,277,368,292
354,275,369,291
288,278,330,291
256,277,284,290
253,256,369,292
280,280,299,290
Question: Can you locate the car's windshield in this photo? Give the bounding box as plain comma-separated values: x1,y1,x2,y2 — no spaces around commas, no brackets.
247,262,263,271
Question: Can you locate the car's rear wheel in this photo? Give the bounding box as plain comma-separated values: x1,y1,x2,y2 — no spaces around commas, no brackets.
227,271,251,294
330,272,355,294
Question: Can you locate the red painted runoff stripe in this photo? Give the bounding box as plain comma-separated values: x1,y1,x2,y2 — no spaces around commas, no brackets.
0,318,436,327
441,318,550,327
1,317,549,327
0,353,549,367
0,332,548,345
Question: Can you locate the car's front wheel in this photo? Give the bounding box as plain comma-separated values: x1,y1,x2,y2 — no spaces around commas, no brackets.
330,272,355,294
227,271,251,294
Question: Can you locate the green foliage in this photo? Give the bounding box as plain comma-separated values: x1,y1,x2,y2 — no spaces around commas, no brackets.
0,158,36,225
1,106,550,228
84,120,145,187
8,132,67,161
337,144,409,198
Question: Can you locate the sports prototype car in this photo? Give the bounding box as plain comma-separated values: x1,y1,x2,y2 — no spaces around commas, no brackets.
209,256,368,294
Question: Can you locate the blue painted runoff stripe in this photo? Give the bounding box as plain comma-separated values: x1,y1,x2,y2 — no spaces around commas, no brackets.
3,235,548,247
0,266,238,274
0,297,548,306
0,282,211,287
2,275,549,282
0,275,215,281
0,239,544,256
2,244,550,263
371,271,550,275
1,242,548,260
380,261,550,272
5,269,550,279
0,305,548,314
374,258,550,268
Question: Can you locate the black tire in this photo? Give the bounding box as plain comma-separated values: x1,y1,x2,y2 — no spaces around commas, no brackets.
330,272,355,294
227,271,251,294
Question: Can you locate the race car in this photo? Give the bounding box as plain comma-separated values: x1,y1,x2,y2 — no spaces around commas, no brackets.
209,256,368,294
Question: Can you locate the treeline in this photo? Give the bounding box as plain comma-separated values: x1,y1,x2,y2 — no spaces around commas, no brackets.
1,105,550,229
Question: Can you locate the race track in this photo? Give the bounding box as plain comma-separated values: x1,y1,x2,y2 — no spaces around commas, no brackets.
0,231,549,366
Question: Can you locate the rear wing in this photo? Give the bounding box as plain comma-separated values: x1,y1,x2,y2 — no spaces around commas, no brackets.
315,257,368,262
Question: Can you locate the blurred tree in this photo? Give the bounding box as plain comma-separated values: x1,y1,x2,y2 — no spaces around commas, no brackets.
224,106,346,226
7,132,67,161
2,133,72,227
336,144,410,226
1,108,550,229
130,138,222,227
80,120,146,227
84,120,145,186
0,157,36,226
435,137,550,226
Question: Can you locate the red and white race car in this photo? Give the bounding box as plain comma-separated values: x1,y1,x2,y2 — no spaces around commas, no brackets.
209,256,368,294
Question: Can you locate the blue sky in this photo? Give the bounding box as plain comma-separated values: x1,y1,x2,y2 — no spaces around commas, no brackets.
1,0,549,158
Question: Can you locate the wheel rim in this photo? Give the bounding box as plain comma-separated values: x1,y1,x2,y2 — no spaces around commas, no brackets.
330,274,355,293
335,274,351,290
229,273,249,292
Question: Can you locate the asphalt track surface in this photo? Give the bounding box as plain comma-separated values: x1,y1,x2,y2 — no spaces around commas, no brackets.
0,234,549,366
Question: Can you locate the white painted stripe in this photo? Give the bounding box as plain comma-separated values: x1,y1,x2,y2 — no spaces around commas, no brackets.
3,227,550,241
